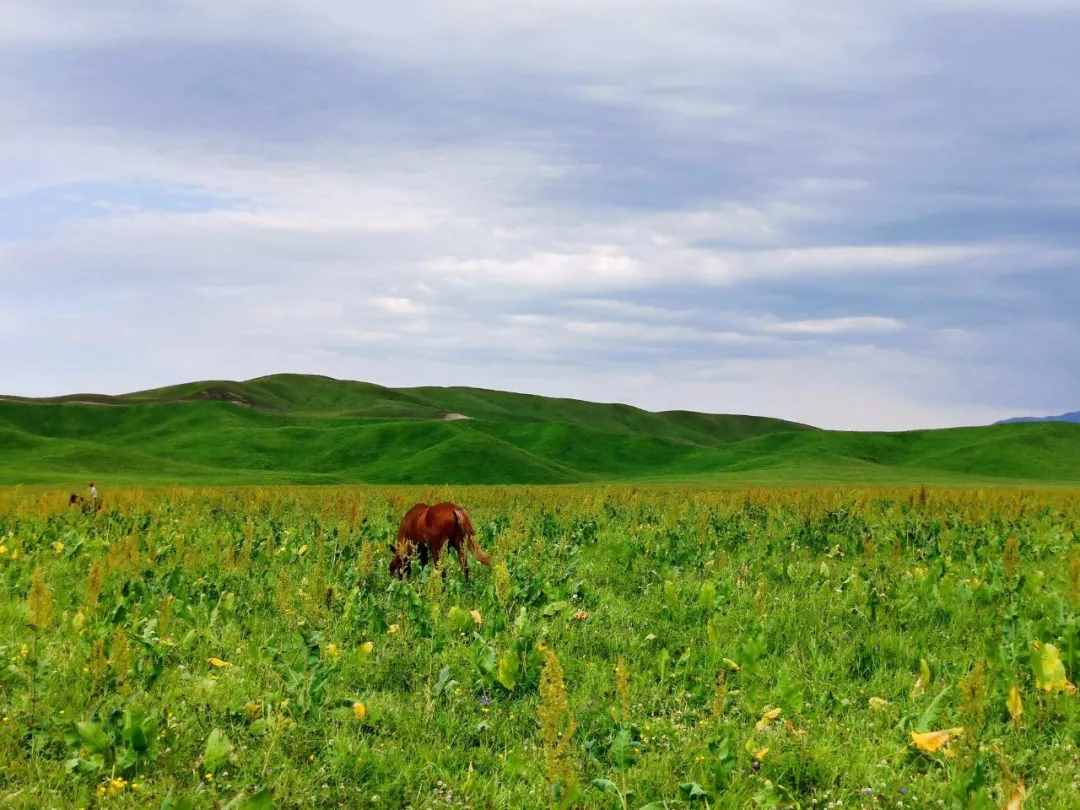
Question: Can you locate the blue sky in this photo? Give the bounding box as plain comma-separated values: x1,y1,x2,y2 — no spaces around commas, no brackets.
3,1,1078,429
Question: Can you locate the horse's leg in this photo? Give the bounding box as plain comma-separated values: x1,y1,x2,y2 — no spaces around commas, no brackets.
419,543,430,569
454,540,470,581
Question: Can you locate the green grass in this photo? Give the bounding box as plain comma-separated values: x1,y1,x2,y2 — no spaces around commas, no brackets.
2,373,1080,486
1,485,1078,808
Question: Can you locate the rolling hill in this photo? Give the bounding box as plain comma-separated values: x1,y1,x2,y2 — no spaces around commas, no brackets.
997,410,1080,425
3,373,1080,485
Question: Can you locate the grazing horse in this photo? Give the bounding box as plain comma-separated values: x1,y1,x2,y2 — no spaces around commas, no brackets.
390,502,491,581
68,492,101,513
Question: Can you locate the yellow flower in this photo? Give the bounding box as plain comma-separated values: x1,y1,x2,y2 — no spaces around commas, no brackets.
0,544,7,557
208,657,232,669
353,701,367,722
52,541,65,555
101,777,127,797
1007,685,1023,724
755,706,782,732
324,643,340,660
359,641,374,655
753,747,769,761
388,624,400,635
911,727,964,754
470,610,483,626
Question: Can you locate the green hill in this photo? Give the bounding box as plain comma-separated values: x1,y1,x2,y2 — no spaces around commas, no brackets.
2,373,1078,485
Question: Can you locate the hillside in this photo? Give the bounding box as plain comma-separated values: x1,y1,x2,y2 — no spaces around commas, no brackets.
997,410,1080,425
2,373,1080,485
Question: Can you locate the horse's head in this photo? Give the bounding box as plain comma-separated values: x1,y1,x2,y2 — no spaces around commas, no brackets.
388,540,412,579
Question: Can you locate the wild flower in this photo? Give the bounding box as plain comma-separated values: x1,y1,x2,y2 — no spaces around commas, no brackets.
1007,685,1023,726
1003,536,1020,579
28,566,54,630
493,559,513,607
97,777,127,798
357,540,376,579
109,629,131,684
959,660,988,726
88,639,108,681
537,644,577,804
911,727,964,754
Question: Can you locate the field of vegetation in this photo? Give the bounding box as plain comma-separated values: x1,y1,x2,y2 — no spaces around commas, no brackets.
2,485,1079,808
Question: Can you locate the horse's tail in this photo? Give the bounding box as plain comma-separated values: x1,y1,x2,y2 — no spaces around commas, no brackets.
454,508,491,566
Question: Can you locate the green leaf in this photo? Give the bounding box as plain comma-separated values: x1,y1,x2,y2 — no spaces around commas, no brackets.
160,793,195,810
477,645,497,680
433,666,458,698
122,707,151,752
249,719,269,736
698,581,717,609
540,600,569,618
76,721,110,754
224,788,273,810
679,782,711,801
202,728,234,772
591,779,618,794
447,606,473,634
496,650,518,691
610,727,639,769
915,686,951,732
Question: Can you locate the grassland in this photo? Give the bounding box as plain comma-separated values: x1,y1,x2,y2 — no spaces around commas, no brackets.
1,485,1078,808
3,374,1080,486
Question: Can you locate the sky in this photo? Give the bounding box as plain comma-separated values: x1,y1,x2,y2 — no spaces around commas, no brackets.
3,1,1079,430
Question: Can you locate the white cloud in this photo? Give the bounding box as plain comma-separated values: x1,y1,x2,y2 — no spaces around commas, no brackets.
428,247,643,290
766,316,904,335
370,296,425,316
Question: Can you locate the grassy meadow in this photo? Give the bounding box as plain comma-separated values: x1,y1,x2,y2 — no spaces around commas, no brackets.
1,485,1079,808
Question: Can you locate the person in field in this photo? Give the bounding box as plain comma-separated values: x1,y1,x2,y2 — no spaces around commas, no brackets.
390,502,491,581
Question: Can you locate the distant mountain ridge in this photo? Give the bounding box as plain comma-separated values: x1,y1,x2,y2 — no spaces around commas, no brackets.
2,373,1080,485
996,411,1080,425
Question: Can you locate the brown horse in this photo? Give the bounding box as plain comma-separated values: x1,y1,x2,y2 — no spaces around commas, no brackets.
390,502,491,581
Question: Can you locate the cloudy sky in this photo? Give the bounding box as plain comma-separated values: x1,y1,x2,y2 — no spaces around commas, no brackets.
3,1,1078,429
